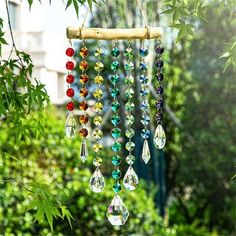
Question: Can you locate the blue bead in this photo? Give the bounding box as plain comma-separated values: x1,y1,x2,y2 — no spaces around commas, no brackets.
140,62,148,70
139,47,148,57
141,129,151,139
140,75,149,84
141,115,150,125
140,88,149,97
141,101,149,111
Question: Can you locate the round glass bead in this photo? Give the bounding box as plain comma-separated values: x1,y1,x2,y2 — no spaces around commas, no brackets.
93,115,102,125
112,170,121,180
125,141,135,152
80,74,89,84
140,47,148,57
66,61,74,70
126,154,135,165
94,75,104,84
66,74,75,84
111,128,121,139
66,101,74,111
140,88,149,97
111,88,120,98
124,47,133,59
111,101,120,112
80,87,88,98
125,128,135,138
141,115,150,125
140,62,148,70
66,47,74,57
126,115,135,126
111,47,120,57
111,61,120,71
113,182,121,193
79,47,89,57
156,59,164,68
111,115,120,126
95,48,103,57
156,86,164,94
79,101,88,111
156,46,164,54
79,128,88,138
79,115,88,124
93,143,103,153
93,156,102,167
111,74,120,84
79,61,89,71
93,128,103,140
124,62,134,71
66,88,74,97
94,62,104,72
141,101,149,111
112,155,121,166
156,73,164,81
124,88,134,99
125,102,135,112
140,75,148,84
124,75,134,85
112,142,122,152
94,102,103,112
93,88,103,99
141,129,151,139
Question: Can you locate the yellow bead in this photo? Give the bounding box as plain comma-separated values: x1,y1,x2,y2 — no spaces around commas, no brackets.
93,116,102,125
94,62,104,72
94,102,103,113
93,88,103,99
93,128,103,140
94,75,104,84
93,143,103,153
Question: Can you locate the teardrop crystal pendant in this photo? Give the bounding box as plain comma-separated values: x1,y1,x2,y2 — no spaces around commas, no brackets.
80,140,88,163
123,166,139,191
65,113,77,138
90,167,105,193
153,124,166,149
106,195,129,226
142,140,151,164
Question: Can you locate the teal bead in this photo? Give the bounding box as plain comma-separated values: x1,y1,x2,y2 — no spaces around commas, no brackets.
125,88,134,99
111,88,120,98
111,101,120,112
111,74,120,84
140,47,148,57
111,47,120,57
125,101,135,112
112,128,121,139
112,155,121,166
113,182,121,193
126,141,135,152
112,170,121,180
111,60,120,71
111,115,120,126
124,62,134,71
112,142,121,152
126,114,135,125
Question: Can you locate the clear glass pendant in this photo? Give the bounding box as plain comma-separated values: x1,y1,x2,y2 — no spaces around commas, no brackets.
90,167,105,193
80,139,88,163
142,140,151,164
65,113,77,138
153,124,166,149
123,166,139,191
106,195,129,226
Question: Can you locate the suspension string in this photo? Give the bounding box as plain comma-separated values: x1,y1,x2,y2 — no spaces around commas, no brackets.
137,0,150,38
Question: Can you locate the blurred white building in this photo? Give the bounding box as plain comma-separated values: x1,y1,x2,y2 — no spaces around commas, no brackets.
1,0,85,104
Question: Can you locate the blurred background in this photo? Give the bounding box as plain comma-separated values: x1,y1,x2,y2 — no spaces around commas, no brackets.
0,0,235,235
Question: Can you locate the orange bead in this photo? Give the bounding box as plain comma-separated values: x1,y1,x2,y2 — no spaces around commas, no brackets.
79,128,88,137
80,87,88,98
79,101,88,111
80,74,89,84
79,61,89,71
79,47,89,57
79,115,88,124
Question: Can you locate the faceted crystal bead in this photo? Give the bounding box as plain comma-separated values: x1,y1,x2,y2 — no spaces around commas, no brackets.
66,47,74,57
90,167,105,193
95,48,103,57
66,61,74,70
79,115,89,124
126,154,135,165
112,183,121,193
66,74,75,84
112,142,121,152
125,128,135,138
112,169,121,180
93,128,103,140
124,47,133,59
140,88,149,97
66,101,74,111
156,86,164,95
65,113,77,138
111,128,121,139
93,143,103,153
112,155,121,166
94,75,104,84
94,102,103,112
124,62,134,71
140,75,148,84
93,156,102,167
93,115,102,125
124,88,134,99
126,115,135,126
125,141,135,152
79,101,88,111
80,74,89,84
156,113,163,124
123,166,139,191
124,75,134,85
111,74,120,84
125,102,135,112
79,60,89,71
141,129,151,139
139,47,148,57
80,140,88,163
111,88,120,98
79,128,88,138
107,195,129,226
141,101,149,111
156,73,164,81
140,62,148,70
94,62,104,72
93,88,103,99
156,46,164,54
111,115,120,126
141,115,150,125
156,99,163,110
142,140,151,164
111,61,120,71
80,87,88,98
155,59,164,68
66,88,74,97
154,124,166,149
79,47,89,57
111,101,120,112
111,47,120,57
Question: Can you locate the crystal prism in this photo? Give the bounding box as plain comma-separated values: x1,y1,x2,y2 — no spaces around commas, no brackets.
153,124,166,149
123,166,139,191
90,167,105,193
107,195,129,226
142,140,151,164
80,140,88,163
65,113,77,138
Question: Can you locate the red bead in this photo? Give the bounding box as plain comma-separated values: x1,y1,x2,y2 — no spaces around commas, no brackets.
80,74,89,84
66,74,75,84
79,128,88,137
66,61,74,70
66,88,74,97
79,101,88,111
66,101,74,111
66,47,74,57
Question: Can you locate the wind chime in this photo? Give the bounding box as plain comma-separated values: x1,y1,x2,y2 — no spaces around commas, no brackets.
65,7,166,226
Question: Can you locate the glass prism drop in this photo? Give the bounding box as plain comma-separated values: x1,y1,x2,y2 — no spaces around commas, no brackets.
90,167,105,193
80,140,88,163
142,140,151,164
106,195,129,226
123,166,139,191
65,113,77,138
153,124,166,149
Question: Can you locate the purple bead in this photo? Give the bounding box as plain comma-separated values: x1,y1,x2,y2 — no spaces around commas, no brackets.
156,73,164,81
156,113,163,123
156,99,163,109
156,59,164,68
156,86,164,94
156,46,164,54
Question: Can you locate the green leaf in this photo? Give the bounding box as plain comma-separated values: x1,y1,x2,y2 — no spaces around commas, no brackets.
61,205,74,228
65,0,73,10
27,0,33,9
73,0,79,17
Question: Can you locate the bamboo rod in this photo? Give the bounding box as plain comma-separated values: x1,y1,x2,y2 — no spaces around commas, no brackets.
66,27,164,40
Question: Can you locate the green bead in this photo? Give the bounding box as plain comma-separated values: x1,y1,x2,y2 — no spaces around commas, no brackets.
111,47,120,57
112,170,121,180
111,101,120,112
112,128,121,139
125,128,135,138
124,62,134,71
111,88,120,98
111,115,120,126
111,74,120,84
113,182,121,193
125,88,134,99
112,142,121,152
125,101,135,112
112,155,121,166
124,47,133,59
111,61,120,71
126,141,135,151
126,154,135,165
124,75,134,85
93,156,103,166
126,115,135,126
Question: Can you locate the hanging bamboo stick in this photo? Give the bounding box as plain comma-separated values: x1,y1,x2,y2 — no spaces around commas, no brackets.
66,27,164,40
